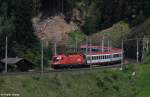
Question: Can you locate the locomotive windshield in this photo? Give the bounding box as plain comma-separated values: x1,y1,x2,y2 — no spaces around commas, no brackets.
53,57,59,62
53,56,63,62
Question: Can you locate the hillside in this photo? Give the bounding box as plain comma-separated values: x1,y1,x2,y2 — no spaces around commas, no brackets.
90,21,131,47
1,64,150,97
136,64,150,97
131,17,150,37
0,68,138,97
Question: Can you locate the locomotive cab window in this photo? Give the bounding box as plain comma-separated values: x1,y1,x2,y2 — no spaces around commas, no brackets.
53,57,59,62
53,56,63,62
87,56,91,60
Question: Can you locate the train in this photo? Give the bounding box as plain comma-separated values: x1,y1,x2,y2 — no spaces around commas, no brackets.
51,45,123,69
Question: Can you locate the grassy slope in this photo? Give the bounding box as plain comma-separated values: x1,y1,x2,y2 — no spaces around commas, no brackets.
136,64,150,97
0,69,137,97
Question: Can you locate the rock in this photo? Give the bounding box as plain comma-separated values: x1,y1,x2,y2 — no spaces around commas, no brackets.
33,16,78,45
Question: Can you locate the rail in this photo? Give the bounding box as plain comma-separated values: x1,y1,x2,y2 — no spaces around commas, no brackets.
0,64,127,76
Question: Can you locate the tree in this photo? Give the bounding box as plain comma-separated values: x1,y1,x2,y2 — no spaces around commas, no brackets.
0,0,39,58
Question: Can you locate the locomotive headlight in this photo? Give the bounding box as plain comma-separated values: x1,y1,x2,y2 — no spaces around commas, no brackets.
77,58,81,62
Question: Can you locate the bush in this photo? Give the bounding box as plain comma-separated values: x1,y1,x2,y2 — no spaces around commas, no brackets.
68,31,86,46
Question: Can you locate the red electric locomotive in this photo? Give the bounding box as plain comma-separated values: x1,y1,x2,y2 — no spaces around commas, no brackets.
52,54,86,68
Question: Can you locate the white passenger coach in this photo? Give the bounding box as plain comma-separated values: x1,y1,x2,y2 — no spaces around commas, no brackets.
80,45,123,65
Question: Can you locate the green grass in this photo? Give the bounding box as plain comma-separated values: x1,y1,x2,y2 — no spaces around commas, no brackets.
0,68,138,97
136,64,150,97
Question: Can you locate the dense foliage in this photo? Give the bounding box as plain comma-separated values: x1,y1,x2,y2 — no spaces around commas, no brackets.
40,0,150,35
0,0,39,59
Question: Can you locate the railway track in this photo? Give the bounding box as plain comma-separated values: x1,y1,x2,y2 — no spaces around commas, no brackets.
0,64,125,76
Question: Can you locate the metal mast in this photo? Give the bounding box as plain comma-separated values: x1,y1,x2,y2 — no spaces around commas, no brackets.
142,38,145,61
5,36,8,73
41,39,44,74
136,38,139,63
62,0,64,13
102,35,104,52
54,42,57,56
121,39,124,69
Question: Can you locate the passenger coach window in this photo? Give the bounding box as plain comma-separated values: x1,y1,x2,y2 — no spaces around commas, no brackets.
92,56,94,60
97,56,99,59
106,55,108,59
95,56,97,60
113,54,119,58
